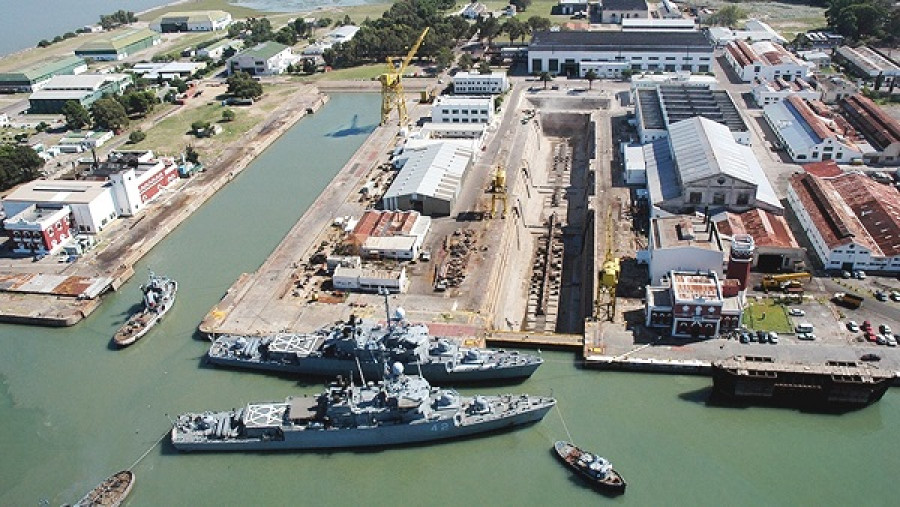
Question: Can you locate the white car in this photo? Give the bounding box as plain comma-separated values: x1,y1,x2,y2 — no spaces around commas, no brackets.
855,270,866,279
847,321,860,332
788,308,805,317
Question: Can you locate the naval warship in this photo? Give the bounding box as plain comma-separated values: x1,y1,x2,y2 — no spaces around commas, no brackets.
206,295,542,382
171,363,556,451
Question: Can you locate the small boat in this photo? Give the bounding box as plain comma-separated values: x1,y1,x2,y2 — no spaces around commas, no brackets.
72,470,134,506
553,441,626,494
113,272,177,347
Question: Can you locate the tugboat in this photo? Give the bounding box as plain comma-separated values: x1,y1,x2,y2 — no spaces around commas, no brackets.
206,291,542,383
171,363,556,451
113,272,177,347
553,441,626,494
70,470,134,506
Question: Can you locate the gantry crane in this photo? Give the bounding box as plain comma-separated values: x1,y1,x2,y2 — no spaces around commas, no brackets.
379,27,430,127
596,204,620,321
487,164,508,219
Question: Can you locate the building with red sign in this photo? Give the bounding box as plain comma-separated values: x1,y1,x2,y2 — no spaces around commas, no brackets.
645,270,743,338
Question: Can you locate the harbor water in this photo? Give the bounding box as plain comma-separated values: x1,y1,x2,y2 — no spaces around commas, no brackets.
1,94,899,506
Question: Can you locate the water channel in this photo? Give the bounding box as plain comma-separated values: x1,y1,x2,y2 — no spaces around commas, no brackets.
0,93,898,506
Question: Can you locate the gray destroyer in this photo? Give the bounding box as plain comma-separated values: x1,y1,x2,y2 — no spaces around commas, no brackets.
206,309,542,383
171,364,556,451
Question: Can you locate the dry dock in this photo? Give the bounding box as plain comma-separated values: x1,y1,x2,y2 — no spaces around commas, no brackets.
0,86,328,326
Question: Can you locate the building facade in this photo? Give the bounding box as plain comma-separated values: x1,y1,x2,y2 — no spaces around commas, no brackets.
724,40,809,82
839,94,900,166
751,77,820,107
351,210,432,260
3,205,72,255
0,56,87,93
74,29,160,61
645,271,743,338
452,72,509,94
527,30,713,77
332,265,408,293
788,162,900,272
28,73,132,114
600,0,650,23
431,96,494,124
647,215,725,284
763,95,864,164
2,180,117,235
835,46,900,86
228,42,297,76
150,11,232,32
382,143,474,216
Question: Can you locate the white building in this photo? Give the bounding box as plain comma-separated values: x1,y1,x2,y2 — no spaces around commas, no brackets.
383,143,474,216
644,117,782,216
622,144,646,185
131,62,206,80
150,11,232,32
656,0,684,18
2,180,117,234
835,46,900,86
706,19,786,46
527,30,714,77
600,0,650,23
763,95,864,164
631,72,718,90
724,40,809,82
788,161,900,272
647,215,725,284
3,205,73,255
302,25,361,55
431,96,494,124
461,2,488,19
197,39,243,60
645,270,743,338
98,150,179,217
809,74,858,104
332,265,408,293
634,84,749,144
351,210,432,260
452,72,509,94
621,18,696,32
751,77,820,107
228,42,298,76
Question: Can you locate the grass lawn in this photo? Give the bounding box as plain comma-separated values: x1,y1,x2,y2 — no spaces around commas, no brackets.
299,63,386,82
741,299,793,333
138,0,266,21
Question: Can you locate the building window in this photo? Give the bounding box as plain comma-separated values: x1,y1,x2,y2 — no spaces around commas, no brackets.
532,59,542,72
736,193,750,205
689,192,702,204
713,192,726,205
549,59,558,72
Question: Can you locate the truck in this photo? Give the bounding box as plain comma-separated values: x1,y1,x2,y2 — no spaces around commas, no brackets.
833,292,864,309
761,272,811,291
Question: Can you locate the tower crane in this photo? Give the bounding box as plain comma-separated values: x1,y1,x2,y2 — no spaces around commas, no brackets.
596,204,620,321
379,27,430,127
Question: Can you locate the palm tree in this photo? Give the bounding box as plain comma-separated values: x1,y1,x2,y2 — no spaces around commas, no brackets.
539,71,552,90
584,69,598,90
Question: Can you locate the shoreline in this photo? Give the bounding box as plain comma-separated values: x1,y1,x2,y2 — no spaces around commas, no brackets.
0,85,329,327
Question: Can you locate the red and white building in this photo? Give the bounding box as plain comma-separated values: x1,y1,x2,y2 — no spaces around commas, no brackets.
714,208,805,272
92,150,178,216
788,161,900,272
645,270,744,338
3,204,72,255
2,180,117,235
725,40,809,82
350,210,431,260
751,76,820,107
839,94,900,166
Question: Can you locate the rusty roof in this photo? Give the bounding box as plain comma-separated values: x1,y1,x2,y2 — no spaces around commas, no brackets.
791,164,900,256
351,210,420,243
717,209,800,249
671,272,721,301
840,94,900,151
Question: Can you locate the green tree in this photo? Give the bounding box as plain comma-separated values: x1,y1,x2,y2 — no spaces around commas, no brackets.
35,122,49,133
510,0,532,12
302,58,317,74
222,109,236,122
37,39,51,48
458,53,474,71
706,5,746,27
477,16,501,46
478,60,492,75
0,144,44,191
191,120,211,134
90,97,129,131
226,71,263,99
585,69,598,90
128,130,146,144
539,71,553,89
61,100,90,130
435,47,454,71
527,16,551,34
502,18,526,44
185,145,200,165
118,89,157,117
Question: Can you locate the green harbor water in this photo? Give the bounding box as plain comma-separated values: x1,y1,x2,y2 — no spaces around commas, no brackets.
1,94,898,506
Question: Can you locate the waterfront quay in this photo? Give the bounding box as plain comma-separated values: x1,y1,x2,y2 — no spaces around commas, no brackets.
0,85,328,326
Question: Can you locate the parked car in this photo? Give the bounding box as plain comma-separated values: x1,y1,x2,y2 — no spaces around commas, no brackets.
891,291,900,302
855,270,866,279
880,324,892,335
797,333,815,341
888,336,898,347
847,321,860,332
768,332,779,343
876,335,887,345
788,308,805,316
860,353,881,362
862,320,872,331
756,330,767,342
875,291,888,301
740,333,750,344
865,331,877,342
841,270,852,279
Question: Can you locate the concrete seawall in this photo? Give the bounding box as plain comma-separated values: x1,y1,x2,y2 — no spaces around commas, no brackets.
0,89,329,327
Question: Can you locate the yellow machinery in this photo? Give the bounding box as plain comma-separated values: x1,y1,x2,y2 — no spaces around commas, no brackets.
488,165,508,219
379,27,429,127
596,204,620,321
761,272,811,291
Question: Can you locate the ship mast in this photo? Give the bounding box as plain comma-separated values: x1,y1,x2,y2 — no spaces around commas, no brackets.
379,287,393,333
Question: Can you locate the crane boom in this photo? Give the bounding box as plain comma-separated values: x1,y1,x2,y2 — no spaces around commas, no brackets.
400,27,430,74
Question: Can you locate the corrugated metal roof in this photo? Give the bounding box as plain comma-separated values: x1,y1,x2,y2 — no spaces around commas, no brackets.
383,143,473,202
669,117,755,185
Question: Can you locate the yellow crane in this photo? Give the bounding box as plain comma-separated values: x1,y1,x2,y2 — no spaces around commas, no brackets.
379,27,430,127
487,164,508,219
596,204,620,321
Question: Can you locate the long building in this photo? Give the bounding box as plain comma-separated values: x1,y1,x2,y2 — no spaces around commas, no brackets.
839,94,900,165
751,77,819,107
149,11,232,32
431,96,494,124
0,56,87,93
527,30,713,77
349,210,432,260
724,40,808,82
835,46,900,85
763,95,864,164
28,73,132,114
634,83,749,144
382,143,474,216
2,180,117,235
228,41,297,76
74,28,160,61
451,72,509,94
788,161,900,272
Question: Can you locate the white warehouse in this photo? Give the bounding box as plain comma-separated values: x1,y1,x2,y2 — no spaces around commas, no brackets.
431,96,494,124
452,72,509,94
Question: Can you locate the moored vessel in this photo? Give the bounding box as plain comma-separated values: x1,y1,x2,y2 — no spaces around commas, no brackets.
553,441,626,494
206,293,541,382
113,272,177,347
711,355,894,409
71,470,134,506
171,363,555,451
